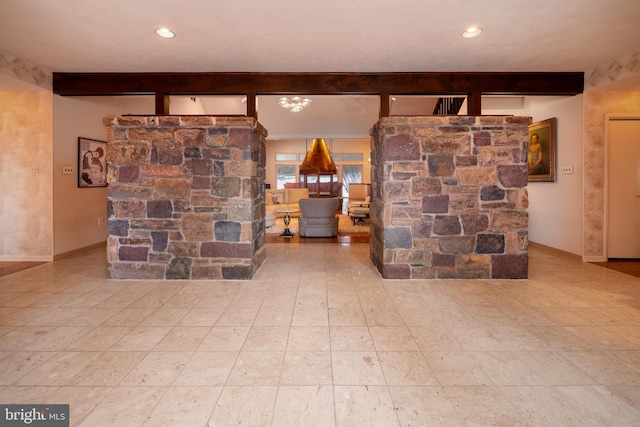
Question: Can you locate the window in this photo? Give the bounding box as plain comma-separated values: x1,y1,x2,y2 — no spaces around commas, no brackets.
341,153,363,161
342,165,362,197
275,153,298,161
276,165,297,189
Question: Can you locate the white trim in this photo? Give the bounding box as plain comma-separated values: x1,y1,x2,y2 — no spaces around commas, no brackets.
0,256,52,262
604,113,640,261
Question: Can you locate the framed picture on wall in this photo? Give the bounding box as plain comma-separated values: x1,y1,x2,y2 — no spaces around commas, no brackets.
527,117,556,182
78,137,108,188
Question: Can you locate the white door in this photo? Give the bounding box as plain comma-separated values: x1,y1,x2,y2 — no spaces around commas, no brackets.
608,119,640,258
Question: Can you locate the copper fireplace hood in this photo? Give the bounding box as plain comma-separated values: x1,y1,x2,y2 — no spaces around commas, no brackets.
299,138,337,175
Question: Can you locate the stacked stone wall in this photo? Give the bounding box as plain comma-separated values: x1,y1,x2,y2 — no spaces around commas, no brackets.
104,116,267,280
370,116,530,279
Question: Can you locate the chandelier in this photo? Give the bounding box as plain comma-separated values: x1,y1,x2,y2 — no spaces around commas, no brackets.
278,96,312,112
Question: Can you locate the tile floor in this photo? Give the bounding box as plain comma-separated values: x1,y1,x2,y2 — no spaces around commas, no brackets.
1,243,640,426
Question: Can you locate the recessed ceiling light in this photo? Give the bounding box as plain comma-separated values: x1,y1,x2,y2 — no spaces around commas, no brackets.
462,26,482,38
155,28,175,39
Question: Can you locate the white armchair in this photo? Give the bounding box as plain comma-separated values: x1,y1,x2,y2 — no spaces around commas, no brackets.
298,198,340,237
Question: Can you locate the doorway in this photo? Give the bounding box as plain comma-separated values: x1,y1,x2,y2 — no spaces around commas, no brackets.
607,117,640,259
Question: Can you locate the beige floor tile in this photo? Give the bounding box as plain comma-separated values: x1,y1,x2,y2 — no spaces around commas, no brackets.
253,305,294,326
332,351,386,385
389,386,465,426
287,326,330,351
77,386,165,426
334,385,400,426
198,326,249,351
369,327,420,352
151,326,210,351
16,351,102,386
513,351,599,385
110,326,172,351
409,326,464,352
226,351,285,385
444,385,522,425
0,351,56,385
562,351,640,385
209,385,277,427
474,350,554,386
20,326,94,351
273,386,335,426
138,307,190,327
503,385,640,426
48,386,113,427
142,386,222,427
66,326,133,351
173,351,237,386
291,307,329,327
329,306,367,326
177,307,224,326
66,307,122,326
424,351,492,386
215,307,259,326
378,351,438,385
281,351,333,385
564,325,637,350
119,351,192,386
0,386,58,403
242,326,289,351
330,327,375,351
100,307,156,327
608,385,640,412
448,326,510,351
70,351,146,386
525,325,595,351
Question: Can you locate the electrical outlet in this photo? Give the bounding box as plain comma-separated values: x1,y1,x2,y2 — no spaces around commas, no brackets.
562,165,574,174
62,165,74,175
30,166,39,174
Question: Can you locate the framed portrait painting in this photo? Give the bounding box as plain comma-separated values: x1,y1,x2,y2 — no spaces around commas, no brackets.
527,118,556,182
78,137,108,188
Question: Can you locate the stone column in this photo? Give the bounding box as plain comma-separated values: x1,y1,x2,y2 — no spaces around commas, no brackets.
104,116,267,280
370,116,530,279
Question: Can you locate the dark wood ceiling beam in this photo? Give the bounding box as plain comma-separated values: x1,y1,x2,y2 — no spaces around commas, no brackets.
52,71,584,97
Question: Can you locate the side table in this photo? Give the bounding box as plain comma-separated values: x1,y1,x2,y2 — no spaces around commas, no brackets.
276,209,299,238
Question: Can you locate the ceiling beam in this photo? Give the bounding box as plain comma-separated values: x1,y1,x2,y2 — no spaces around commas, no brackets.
52,71,584,116
53,72,583,96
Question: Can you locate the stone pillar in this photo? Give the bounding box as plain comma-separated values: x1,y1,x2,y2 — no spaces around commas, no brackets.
370,116,530,280
104,116,267,280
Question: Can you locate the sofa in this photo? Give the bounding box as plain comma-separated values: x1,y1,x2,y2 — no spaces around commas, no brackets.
266,188,309,220
298,198,340,237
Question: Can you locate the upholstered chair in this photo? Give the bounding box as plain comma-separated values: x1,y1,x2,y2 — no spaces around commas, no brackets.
298,198,340,237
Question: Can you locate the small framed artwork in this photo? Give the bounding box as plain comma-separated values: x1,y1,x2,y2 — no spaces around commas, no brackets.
78,137,108,188
527,117,556,182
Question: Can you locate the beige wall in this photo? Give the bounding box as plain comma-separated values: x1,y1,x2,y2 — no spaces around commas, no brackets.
0,91,53,260
53,95,154,255
481,95,584,256
583,90,640,261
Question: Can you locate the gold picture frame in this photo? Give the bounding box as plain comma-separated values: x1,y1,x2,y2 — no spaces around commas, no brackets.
527,117,556,182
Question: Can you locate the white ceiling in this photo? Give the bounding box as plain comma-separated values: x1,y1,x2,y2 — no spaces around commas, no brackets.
1,0,639,137
2,0,639,74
